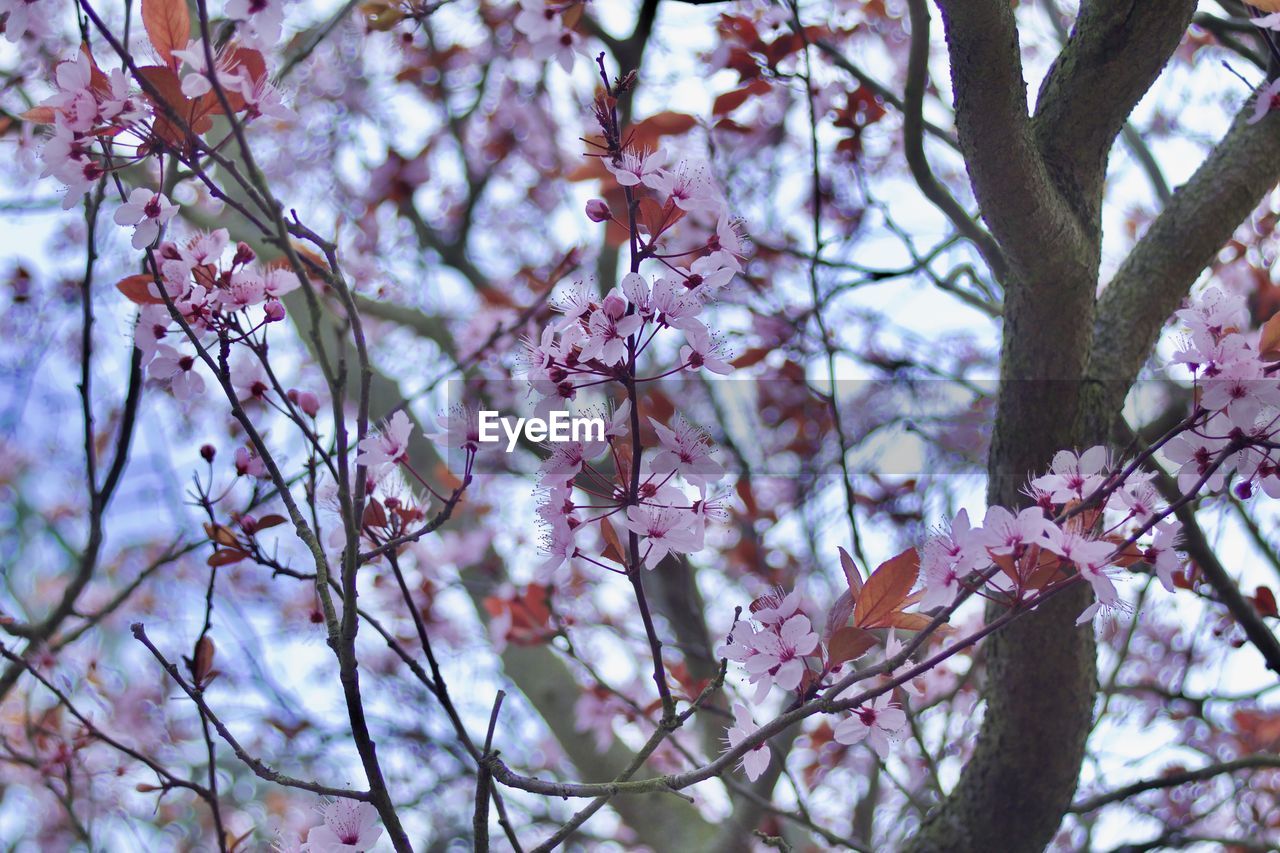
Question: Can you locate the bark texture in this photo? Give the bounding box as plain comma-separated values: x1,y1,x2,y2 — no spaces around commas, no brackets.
906,1,1280,850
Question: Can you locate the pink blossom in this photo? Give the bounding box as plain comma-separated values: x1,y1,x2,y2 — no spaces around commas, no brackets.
585,198,611,222
648,415,723,489
147,344,204,399
680,327,734,375
980,505,1053,556
619,503,701,568
579,299,642,366
1042,524,1120,614
1251,77,1280,125
832,694,907,759
357,410,414,470
1030,446,1109,505
428,405,482,454
919,509,986,610
234,445,267,478
113,188,178,249
1146,520,1185,593
605,148,663,188
725,703,770,781
226,0,285,47
1162,430,1230,494
302,799,382,852
642,160,722,213
741,613,818,699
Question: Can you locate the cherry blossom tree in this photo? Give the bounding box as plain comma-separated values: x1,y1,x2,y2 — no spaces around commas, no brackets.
1,0,1280,851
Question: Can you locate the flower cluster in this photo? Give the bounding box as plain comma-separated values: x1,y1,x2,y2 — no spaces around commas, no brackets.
513,0,590,72
716,284,1280,780
31,26,288,208
275,799,382,852
499,110,744,579
130,228,304,400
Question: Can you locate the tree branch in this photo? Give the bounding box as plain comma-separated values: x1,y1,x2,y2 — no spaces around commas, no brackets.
1071,753,1280,812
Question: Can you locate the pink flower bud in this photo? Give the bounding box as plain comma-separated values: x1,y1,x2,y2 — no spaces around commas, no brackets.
288,389,320,418
585,198,611,222
233,242,256,266
200,444,216,463
601,291,626,319
264,299,286,322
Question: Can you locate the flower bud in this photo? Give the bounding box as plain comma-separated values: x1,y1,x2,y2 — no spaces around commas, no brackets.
264,299,286,322
233,242,256,266
585,198,611,222
601,291,626,319
200,444,216,463
288,388,321,418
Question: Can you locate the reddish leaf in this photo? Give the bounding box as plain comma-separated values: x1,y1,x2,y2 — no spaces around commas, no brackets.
827,626,876,664
598,516,626,566
824,589,853,640
207,548,248,566
888,612,936,632
1254,585,1279,619
19,106,58,124
712,79,771,117
254,514,287,531
838,546,864,596
362,498,387,529
853,548,919,629
204,522,240,547
1261,312,1280,361
731,347,770,369
136,65,212,147
628,111,697,150
201,46,268,115
143,0,191,68
116,273,164,305
191,636,215,685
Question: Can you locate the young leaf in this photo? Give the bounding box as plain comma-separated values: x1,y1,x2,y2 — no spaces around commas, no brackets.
18,106,58,124
191,636,215,686
827,626,876,665
143,0,191,69
853,547,919,629
115,274,165,305
838,546,864,596
207,548,248,567
1261,311,1280,361
824,589,853,641
598,516,626,565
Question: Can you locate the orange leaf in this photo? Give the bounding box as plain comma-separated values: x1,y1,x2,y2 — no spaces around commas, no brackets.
712,79,771,117
116,273,164,305
1261,311,1280,361
255,514,287,531
19,106,58,124
887,611,935,631
853,547,919,628
191,636,215,685
136,65,212,147
730,347,770,369
204,522,239,547
598,516,626,565
143,0,191,68
838,546,864,596
207,548,248,567
628,111,697,150
1254,585,1279,619
827,625,876,664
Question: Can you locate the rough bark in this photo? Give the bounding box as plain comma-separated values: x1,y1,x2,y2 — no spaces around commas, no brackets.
906,1,1266,849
